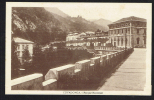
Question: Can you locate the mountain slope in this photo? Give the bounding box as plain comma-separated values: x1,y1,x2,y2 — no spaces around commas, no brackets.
45,8,104,32
92,18,112,32
12,7,107,45
12,7,65,45
44,7,70,18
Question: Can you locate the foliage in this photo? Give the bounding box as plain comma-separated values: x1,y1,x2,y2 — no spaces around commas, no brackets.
22,47,31,69
11,39,21,79
12,7,104,45
22,48,31,61
57,72,76,90
31,45,93,75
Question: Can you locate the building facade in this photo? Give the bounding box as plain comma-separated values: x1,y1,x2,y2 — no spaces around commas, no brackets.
66,31,109,48
66,33,85,47
108,16,146,48
13,37,34,63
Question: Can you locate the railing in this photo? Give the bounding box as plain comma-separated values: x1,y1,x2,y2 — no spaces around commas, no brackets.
94,46,126,50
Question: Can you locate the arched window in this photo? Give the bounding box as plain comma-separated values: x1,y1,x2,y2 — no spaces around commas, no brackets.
137,37,140,44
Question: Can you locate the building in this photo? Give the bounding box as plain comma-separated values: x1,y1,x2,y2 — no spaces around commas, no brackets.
108,16,146,48
66,32,85,47
66,31,109,48
13,37,34,63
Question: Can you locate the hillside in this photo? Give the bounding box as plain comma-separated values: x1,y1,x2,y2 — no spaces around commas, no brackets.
12,7,105,45
44,7,70,18
12,7,65,45
45,8,104,32
92,18,112,32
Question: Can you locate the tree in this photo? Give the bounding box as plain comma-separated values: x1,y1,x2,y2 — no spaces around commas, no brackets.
22,47,31,69
32,45,46,73
22,48,31,62
11,39,21,79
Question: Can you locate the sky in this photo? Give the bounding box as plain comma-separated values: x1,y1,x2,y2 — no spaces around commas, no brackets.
43,3,151,22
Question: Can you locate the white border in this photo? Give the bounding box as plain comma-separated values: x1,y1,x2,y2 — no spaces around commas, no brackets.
5,2,152,95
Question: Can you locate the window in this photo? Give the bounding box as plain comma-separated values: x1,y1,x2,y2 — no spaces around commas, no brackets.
137,37,140,44
17,51,20,57
121,38,123,46
144,36,146,44
137,29,139,34
118,38,119,45
144,29,146,34
17,45,20,50
114,37,116,41
22,51,24,56
128,28,130,31
125,23,128,27
22,45,24,50
125,38,127,45
111,38,112,44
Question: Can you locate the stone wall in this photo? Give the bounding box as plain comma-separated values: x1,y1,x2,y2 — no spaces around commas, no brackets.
11,73,43,90
11,48,134,90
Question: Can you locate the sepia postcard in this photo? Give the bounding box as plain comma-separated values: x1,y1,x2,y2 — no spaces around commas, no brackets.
5,2,152,95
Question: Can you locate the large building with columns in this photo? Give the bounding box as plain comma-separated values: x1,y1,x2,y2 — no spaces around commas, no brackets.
108,16,146,48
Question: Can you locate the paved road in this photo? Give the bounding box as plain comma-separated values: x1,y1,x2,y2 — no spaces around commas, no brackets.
98,48,146,91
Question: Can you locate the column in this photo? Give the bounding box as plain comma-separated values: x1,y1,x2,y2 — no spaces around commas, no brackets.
112,37,114,46
130,22,132,47
119,37,121,47
127,36,130,47
123,36,125,48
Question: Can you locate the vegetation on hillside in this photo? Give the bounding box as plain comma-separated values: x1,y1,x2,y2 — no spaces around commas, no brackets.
12,7,105,45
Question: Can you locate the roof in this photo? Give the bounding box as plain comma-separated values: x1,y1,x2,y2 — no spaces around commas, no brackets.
86,31,95,34
13,37,34,44
80,32,86,36
108,16,147,25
